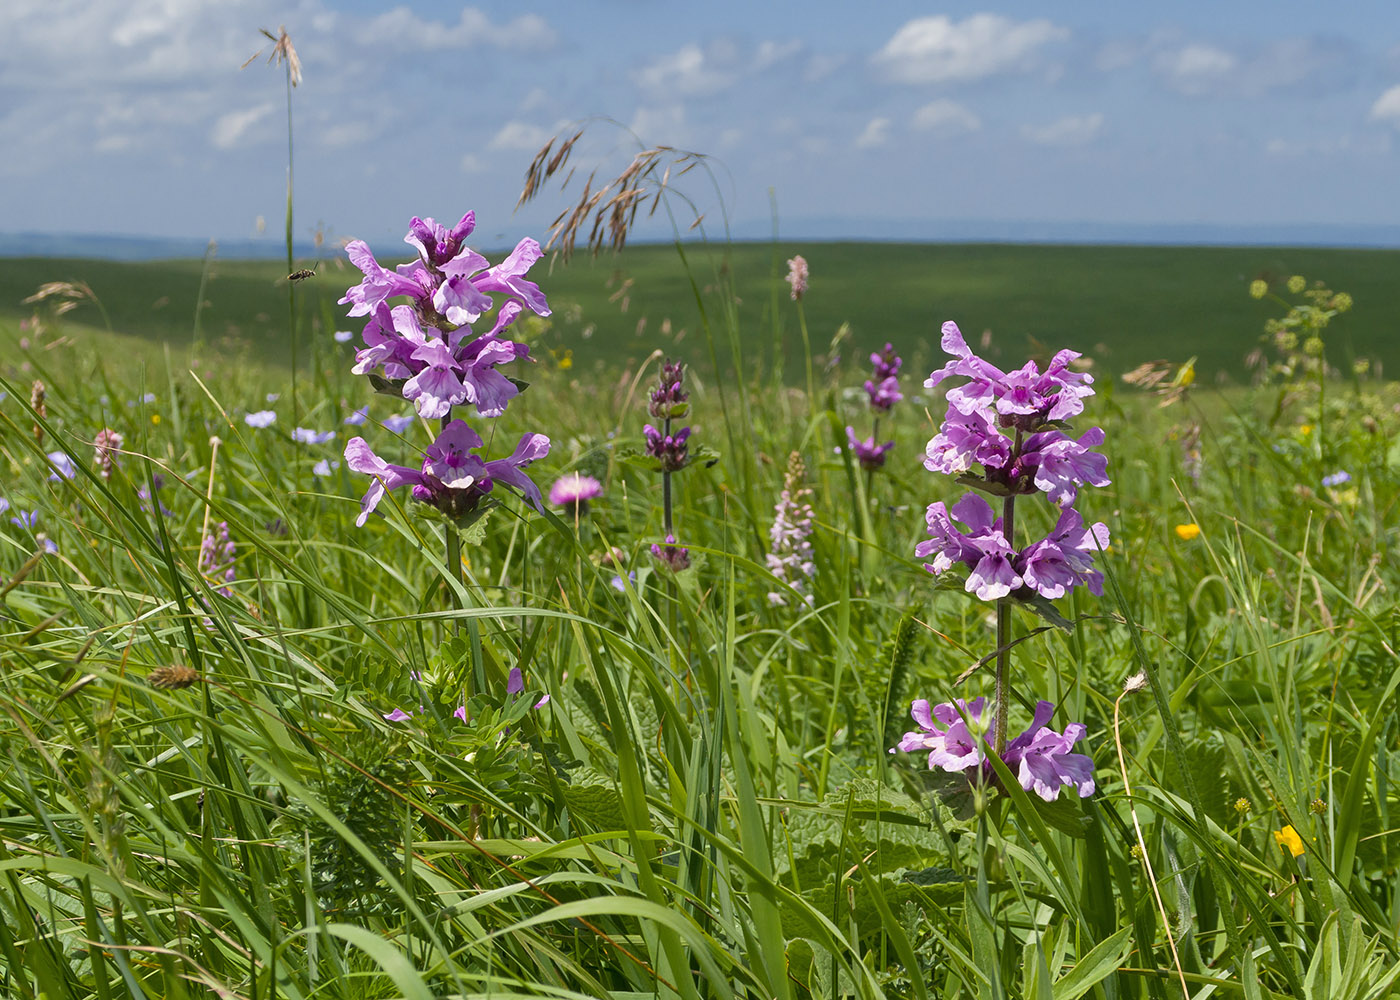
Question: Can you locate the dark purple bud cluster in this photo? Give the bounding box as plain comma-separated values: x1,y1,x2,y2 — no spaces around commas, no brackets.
648,358,690,419
643,425,691,472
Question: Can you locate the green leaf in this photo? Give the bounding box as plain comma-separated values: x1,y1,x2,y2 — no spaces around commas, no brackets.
1016,591,1076,633
1050,925,1132,1000
367,373,407,397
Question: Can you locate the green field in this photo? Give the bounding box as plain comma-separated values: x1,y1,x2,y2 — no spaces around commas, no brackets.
3,234,1400,999
4,241,1397,383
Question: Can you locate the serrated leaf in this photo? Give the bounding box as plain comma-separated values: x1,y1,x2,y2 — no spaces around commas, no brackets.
902,865,965,888
563,775,630,832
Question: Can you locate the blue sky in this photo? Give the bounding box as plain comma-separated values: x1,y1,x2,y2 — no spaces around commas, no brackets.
3,1,1399,247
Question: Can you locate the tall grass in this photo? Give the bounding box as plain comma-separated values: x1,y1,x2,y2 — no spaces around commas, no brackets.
1,231,1398,1000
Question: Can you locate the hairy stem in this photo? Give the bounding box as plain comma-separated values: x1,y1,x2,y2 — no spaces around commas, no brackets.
994,492,1016,757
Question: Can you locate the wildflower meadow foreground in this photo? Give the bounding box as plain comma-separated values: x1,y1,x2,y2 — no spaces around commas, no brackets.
2,200,1400,1000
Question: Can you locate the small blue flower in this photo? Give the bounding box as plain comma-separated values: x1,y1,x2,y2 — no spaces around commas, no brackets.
245,410,277,428
293,427,335,445
381,413,415,434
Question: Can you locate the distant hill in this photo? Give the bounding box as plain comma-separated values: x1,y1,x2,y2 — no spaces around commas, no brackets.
4,218,1400,262
3,243,1397,384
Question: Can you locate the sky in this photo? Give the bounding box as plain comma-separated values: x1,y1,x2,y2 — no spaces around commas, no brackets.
3,0,1400,249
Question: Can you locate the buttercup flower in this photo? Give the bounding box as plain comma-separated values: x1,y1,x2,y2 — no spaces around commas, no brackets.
1174,523,1201,541
1274,826,1305,858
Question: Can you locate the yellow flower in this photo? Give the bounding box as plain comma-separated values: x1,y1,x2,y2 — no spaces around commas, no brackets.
1274,825,1304,858
1249,279,1268,299
1174,523,1201,541
1287,275,1306,294
1300,424,1312,436
558,349,574,371
151,413,161,426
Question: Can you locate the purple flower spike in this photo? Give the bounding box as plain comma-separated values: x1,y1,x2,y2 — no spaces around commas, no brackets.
864,375,903,413
845,427,894,471
648,359,690,419
345,423,549,525
651,534,691,572
916,493,1022,601
1017,508,1111,599
644,424,691,472
1021,427,1111,507
870,343,902,381
893,698,1095,802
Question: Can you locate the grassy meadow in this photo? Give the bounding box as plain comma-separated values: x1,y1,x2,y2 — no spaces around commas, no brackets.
1,234,1400,1000
4,240,1400,383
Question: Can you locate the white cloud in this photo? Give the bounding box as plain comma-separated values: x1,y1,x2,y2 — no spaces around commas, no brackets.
488,121,553,152
804,52,847,83
1371,84,1400,125
460,153,486,173
628,105,690,146
873,14,1068,84
319,121,373,149
1094,40,1138,73
94,134,134,153
1021,112,1103,146
634,43,737,98
210,102,275,150
358,7,556,52
1156,44,1237,96
754,39,801,72
856,117,891,149
911,99,981,135
1154,38,1354,98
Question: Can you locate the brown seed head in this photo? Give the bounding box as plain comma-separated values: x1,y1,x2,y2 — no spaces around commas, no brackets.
148,665,201,690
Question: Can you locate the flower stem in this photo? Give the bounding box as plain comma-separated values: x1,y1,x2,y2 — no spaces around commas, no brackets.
993,492,1016,757
661,416,674,537
796,301,815,418
441,413,464,623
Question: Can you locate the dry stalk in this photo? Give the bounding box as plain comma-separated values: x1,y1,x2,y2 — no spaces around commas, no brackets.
517,122,710,261
1114,674,1190,1000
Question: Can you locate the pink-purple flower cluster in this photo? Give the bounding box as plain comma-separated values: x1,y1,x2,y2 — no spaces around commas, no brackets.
340,212,552,524
864,342,903,413
766,453,815,606
648,359,689,419
846,343,901,471
643,424,690,472
894,698,1095,802
199,521,236,597
919,322,1110,601
345,420,547,527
